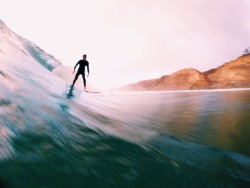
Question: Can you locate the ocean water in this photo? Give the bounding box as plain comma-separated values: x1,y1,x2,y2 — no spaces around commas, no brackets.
0,87,250,187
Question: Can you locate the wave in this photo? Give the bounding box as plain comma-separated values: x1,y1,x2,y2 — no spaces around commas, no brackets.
1,70,250,187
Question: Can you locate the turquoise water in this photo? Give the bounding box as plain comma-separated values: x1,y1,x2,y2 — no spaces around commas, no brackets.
0,88,250,188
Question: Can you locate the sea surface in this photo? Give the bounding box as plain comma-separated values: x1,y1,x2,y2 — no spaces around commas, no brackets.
0,87,250,188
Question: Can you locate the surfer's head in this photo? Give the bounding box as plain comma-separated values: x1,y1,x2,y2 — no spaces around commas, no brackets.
83,54,87,60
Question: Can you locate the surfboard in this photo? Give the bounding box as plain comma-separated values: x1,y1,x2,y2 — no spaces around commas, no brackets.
85,91,101,93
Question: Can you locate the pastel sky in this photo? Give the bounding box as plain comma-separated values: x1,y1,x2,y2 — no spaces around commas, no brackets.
1,0,250,89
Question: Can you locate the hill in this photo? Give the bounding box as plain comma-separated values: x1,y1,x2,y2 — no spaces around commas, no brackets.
118,54,250,91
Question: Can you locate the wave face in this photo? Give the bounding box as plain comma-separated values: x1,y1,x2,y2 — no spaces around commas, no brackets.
1,78,250,188
1,19,250,187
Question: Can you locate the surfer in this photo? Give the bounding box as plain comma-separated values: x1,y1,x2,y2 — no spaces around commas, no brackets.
71,54,89,91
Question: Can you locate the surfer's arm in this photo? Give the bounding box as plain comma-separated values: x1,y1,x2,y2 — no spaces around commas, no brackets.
87,62,89,76
73,62,79,73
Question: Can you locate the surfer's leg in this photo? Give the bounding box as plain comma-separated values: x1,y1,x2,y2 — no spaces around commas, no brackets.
82,74,86,90
72,73,80,86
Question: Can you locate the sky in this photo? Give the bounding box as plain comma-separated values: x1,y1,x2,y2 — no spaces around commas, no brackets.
1,0,250,89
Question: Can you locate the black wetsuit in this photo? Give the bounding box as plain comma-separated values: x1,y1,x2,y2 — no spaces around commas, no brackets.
72,59,89,87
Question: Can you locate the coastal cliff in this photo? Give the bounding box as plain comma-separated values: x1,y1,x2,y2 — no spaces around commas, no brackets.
119,54,250,91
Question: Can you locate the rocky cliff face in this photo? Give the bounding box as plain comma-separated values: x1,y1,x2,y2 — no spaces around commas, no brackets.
204,54,250,89
160,68,209,90
119,54,250,91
